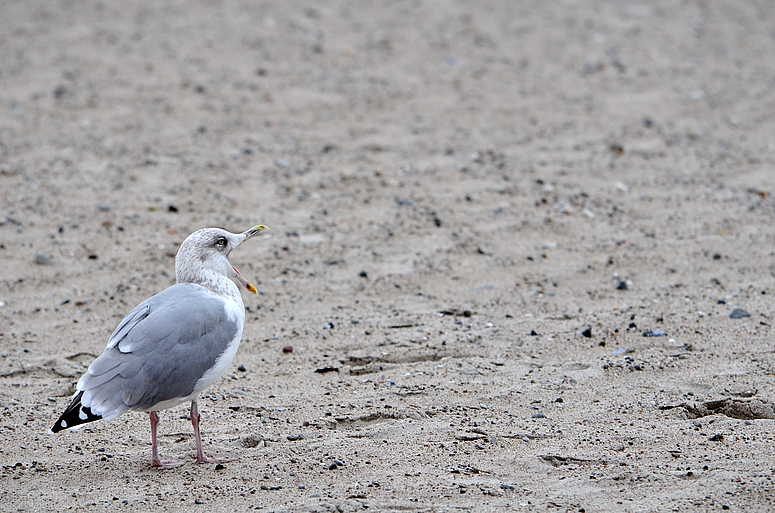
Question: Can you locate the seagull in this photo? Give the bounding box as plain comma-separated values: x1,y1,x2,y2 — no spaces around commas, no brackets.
51,225,268,467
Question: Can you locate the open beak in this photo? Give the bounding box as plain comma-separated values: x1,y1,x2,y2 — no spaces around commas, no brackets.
242,225,269,240
231,225,269,294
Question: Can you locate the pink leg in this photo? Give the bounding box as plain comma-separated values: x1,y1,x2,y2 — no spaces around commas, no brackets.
191,399,235,464
149,411,185,468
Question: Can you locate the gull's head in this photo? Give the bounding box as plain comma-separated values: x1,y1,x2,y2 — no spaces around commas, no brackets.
175,225,268,294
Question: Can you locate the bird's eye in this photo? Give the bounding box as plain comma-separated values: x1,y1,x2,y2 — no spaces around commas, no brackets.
215,237,227,247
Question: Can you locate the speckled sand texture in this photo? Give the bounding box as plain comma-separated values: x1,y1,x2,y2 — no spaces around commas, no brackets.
2,1,775,511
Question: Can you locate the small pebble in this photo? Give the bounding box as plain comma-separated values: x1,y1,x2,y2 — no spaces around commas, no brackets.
287,433,304,441
328,462,338,470
35,254,54,266
195,499,203,504
616,280,628,290
643,330,667,337
729,308,750,319
532,412,546,419
237,365,247,372
282,346,293,353
581,327,592,338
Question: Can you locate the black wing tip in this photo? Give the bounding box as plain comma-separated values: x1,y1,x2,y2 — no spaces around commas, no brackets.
51,391,103,433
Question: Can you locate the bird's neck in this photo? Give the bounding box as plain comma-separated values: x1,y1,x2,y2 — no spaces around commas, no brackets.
178,269,243,305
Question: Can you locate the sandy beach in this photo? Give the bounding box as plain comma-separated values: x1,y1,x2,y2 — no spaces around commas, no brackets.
2,1,775,511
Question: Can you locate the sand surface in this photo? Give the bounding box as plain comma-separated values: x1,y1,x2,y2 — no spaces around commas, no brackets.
2,1,775,511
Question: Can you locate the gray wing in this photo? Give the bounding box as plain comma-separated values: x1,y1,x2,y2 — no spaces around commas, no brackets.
79,283,240,419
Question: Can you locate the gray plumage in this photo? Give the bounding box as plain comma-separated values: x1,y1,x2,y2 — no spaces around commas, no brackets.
80,284,239,416
51,224,268,467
